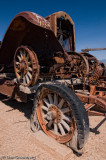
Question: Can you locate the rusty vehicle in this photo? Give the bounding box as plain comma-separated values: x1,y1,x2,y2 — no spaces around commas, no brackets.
0,11,105,153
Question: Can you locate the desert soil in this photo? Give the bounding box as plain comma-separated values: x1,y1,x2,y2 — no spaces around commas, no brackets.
0,93,106,160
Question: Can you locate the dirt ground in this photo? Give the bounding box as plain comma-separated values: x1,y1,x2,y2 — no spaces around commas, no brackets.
0,93,106,160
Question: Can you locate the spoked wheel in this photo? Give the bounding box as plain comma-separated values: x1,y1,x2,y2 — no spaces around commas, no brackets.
81,52,103,84
75,52,89,78
37,87,75,143
31,84,89,151
14,46,39,87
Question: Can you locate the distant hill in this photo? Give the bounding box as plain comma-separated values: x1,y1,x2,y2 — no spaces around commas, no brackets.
99,59,106,64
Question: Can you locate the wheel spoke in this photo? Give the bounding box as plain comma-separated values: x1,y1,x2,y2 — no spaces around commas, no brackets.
20,50,24,59
27,71,32,79
23,77,26,85
25,75,30,84
16,72,21,79
24,77,27,84
54,123,58,134
54,94,58,105
62,114,72,122
43,114,47,119
19,73,23,81
61,108,70,113
47,120,53,128
16,69,21,73
48,94,53,104
61,120,70,131
43,98,50,107
84,103,88,107
42,105,48,111
17,55,21,62
16,62,20,65
58,98,64,108
23,49,26,58
58,123,65,135
28,61,32,66
28,67,32,72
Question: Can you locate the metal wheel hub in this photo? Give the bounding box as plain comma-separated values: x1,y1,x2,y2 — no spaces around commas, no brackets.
47,105,61,123
19,60,28,75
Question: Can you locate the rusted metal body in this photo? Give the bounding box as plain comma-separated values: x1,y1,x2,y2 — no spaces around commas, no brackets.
0,11,106,151
0,77,27,102
0,11,105,113
0,12,63,66
45,11,76,51
81,47,106,52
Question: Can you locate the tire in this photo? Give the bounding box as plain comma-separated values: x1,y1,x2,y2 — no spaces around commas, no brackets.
30,83,89,152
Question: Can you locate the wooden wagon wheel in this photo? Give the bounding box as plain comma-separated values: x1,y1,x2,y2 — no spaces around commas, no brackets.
14,45,39,87
31,84,89,152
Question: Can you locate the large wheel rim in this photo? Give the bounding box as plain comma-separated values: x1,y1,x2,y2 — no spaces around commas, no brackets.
76,52,89,77
36,88,76,143
14,46,39,87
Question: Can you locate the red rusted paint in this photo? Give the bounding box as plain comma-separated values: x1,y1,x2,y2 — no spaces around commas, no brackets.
0,11,105,115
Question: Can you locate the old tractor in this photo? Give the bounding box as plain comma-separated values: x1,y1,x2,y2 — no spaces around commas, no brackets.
0,11,105,153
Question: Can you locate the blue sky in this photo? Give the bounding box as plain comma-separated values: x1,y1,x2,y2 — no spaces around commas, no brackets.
0,0,106,60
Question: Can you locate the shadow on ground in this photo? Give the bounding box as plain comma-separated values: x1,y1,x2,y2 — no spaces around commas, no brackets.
0,93,33,119
90,117,106,134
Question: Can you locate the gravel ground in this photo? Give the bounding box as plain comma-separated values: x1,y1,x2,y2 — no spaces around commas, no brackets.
0,94,106,160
